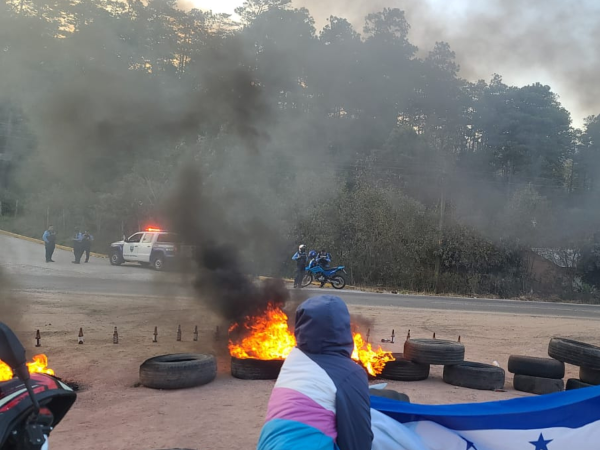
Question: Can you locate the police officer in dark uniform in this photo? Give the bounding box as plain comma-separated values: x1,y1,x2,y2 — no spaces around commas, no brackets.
292,245,308,288
72,228,83,264
42,225,56,263
82,231,94,263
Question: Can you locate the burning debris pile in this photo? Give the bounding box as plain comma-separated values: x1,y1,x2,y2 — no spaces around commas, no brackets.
229,303,295,361
0,354,55,382
167,129,393,376
228,303,394,376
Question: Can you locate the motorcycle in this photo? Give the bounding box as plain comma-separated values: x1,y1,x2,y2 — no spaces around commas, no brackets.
302,265,347,290
0,323,76,450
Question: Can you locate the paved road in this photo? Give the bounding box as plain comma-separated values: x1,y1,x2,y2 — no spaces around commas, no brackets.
3,233,600,319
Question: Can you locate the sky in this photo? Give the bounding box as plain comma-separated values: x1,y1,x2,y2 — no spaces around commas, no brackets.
190,0,600,128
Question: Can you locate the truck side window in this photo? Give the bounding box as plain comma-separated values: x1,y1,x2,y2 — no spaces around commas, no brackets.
141,234,154,244
127,233,143,243
157,233,177,243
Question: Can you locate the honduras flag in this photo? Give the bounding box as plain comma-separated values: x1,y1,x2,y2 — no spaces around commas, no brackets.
370,386,600,450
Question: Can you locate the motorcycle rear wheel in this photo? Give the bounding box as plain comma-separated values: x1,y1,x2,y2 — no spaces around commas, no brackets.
331,275,346,290
301,272,313,287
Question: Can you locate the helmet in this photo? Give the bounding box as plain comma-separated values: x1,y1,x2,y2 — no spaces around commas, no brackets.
299,244,307,252
309,250,317,258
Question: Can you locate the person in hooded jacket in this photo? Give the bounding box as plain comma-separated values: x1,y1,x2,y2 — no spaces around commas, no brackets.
257,295,373,450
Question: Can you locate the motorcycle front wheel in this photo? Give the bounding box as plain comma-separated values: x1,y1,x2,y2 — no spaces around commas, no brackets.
331,275,346,290
301,272,314,288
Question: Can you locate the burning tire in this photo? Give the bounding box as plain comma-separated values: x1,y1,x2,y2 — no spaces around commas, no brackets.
443,362,505,391
379,353,430,382
139,354,216,390
507,355,565,379
231,357,284,380
548,337,600,369
404,339,465,365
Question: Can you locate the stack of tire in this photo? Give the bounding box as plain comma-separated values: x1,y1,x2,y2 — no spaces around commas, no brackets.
508,355,565,394
391,339,506,391
548,337,600,391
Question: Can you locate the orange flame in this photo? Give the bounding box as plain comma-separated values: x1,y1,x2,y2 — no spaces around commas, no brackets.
228,304,296,360
351,333,395,376
0,354,55,382
0,360,12,382
228,303,394,375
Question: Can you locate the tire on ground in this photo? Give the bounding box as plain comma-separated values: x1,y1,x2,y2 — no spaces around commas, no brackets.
231,357,284,380
513,374,564,395
369,389,410,403
140,353,217,390
507,355,565,379
404,339,465,365
548,338,600,370
443,362,505,391
379,353,430,382
566,378,594,390
579,366,600,385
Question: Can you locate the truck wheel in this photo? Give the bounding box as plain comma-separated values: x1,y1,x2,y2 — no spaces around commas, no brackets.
110,251,123,266
152,255,165,271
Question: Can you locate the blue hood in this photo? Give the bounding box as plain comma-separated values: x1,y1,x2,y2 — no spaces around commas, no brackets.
294,295,354,358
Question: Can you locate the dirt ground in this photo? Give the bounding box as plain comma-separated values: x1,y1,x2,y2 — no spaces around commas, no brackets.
7,289,600,450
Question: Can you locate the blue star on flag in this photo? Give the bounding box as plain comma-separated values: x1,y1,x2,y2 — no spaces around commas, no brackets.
530,433,553,450
461,436,477,450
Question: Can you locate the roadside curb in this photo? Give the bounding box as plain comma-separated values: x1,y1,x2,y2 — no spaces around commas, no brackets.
0,229,108,259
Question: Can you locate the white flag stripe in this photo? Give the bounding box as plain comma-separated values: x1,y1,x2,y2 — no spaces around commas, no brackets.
409,419,600,449
373,413,600,450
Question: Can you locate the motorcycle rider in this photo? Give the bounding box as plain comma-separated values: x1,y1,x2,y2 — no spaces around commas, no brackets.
308,250,318,268
292,245,308,289
317,249,332,287
317,249,332,268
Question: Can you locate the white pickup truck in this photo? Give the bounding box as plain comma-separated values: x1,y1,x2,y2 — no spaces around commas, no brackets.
109,229,180,271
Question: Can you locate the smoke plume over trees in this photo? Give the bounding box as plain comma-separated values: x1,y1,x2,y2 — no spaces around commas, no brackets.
1,0,599,300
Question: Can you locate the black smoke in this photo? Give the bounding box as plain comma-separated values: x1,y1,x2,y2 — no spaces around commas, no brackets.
166,166,291,332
